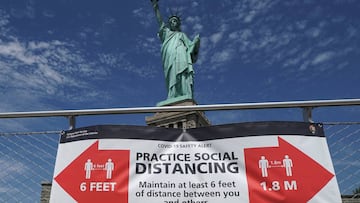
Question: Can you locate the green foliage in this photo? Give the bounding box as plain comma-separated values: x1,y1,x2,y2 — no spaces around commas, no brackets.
353,186,360,195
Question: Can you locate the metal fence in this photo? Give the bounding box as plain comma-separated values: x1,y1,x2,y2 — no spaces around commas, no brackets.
0,99,359,202
0,132,59,202
325,123,360,196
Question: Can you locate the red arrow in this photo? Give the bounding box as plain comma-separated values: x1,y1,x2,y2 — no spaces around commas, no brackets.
244,137,334,203
55,140,129,203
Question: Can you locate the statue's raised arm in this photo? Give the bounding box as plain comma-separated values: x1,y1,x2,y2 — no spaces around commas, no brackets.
150,0,164,27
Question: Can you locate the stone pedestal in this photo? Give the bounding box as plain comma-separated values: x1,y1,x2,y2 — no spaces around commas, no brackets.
146,99,211,128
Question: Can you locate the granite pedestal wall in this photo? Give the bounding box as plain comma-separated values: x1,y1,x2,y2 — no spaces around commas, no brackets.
145,99,210,128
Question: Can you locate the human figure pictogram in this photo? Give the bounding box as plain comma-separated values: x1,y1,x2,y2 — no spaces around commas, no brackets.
283,155,293,176
105,159,114,179
84,159,93,179
259,156,269,177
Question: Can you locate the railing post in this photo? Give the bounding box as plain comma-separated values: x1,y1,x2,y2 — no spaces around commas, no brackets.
302,107,314,123
68,116,76,130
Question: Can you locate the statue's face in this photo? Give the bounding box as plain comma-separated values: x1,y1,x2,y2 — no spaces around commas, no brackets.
169,17,181,31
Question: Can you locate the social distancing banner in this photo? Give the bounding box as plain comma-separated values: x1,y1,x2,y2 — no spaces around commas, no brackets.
50,122,341,203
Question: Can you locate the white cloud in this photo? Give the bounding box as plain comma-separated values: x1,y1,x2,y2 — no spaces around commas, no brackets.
299,60,311,71
42,9,55,18
318,37,335,47
231,0,278,23
9,2,35,19
211,48,234,64
210,32,223,45
134,33,160,57
0,9,10,28
283,48,311,67
306,27,321,38
186,16,203,33
237,30,246,40
38,64,64,84
98,53,118,67
191,2,199,7
0,158,27,180
244,10,257,23
185,16,200,24
104,17,115,24
336,61,349,70
239,29,253,42
296,20,307,30
193,23,203,33
0,29,113,105
132,7,153,28
255,34,277,49
347,25,357,38
228,31,239,40
0,40,36,65
28,41,51,50
98,52,156,78
312,51,335,65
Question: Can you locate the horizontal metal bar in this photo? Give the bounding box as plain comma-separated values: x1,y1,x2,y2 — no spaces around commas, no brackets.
0,131,62,136
0,98,360,119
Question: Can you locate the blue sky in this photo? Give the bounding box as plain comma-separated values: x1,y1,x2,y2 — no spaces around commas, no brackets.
0,0,359,128
0,0,360,199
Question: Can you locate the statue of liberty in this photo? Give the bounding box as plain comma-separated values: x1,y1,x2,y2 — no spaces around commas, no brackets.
150,0,200,105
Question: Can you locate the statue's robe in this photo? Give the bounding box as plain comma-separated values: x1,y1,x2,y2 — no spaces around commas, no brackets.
159,23,200,99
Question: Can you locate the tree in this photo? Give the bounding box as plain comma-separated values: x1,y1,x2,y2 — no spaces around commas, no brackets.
353,186,360,198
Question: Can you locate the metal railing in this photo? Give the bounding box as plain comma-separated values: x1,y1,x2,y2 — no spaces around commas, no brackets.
0,98,360,202
1,98,360,129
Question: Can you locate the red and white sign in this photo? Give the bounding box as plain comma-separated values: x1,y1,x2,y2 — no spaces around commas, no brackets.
245,137,334,203
50,123,342,203
52,141,129,202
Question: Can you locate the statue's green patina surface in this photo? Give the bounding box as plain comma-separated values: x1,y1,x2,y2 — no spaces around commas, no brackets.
151,0,200,106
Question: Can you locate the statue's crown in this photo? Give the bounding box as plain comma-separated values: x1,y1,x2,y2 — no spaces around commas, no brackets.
168,15,181,22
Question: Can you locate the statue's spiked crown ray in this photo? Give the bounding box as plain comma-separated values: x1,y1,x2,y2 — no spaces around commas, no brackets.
167,7,182,23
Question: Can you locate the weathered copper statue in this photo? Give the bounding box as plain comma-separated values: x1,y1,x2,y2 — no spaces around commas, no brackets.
151,0,200,104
